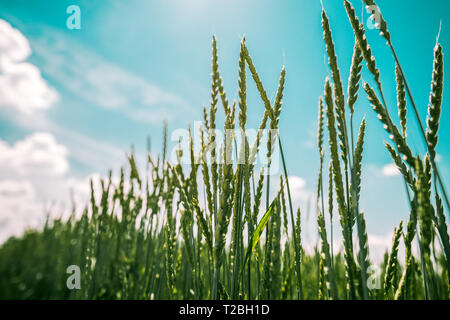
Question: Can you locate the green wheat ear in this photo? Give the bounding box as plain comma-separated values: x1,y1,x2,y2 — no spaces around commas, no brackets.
324,77,356,298
328,160,334,267
238,37,247,131
321,9,345,112
317,205,339,299
426,43,443,160
317,96,325,154
322,8,349,162
363,81,414,168
384,142,414,188
395,65,407,138
361,0,391,43
351,118,366,215
242,43,275,122
344,0,381,89
347,41,363,115
384,221,403,299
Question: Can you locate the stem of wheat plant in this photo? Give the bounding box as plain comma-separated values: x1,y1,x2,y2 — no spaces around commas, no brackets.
0,2,448,301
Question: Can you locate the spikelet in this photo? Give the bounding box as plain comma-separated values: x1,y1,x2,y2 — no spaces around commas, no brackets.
229,40,249,296
265,68,285,176
328,161,334,223
317,97,325,154
328,160,335,267
433,192,450,297
213,67,236,298
424,155,433,213
321,10,346,114
324,79,346,216
317,207,339,299
394,254,414,300
188,126,199,197
272,67,286,128
316,151,325,212
324,77,356,298
209,36,219,222
395,65,407,138
426,44,444,160
249,110,269,166
295,208,302,252
243,44,275,121
200,128,214,220
415,158,433,262
322,9,349,162
242,141,253,263
280,176,289,237
253,167,265,226
180,207,194,265
263,200,275,298
203,106,210,130
192,198,213,254
384,142,414,188
215,53,230,116
238,37,247,131
270,197,282,299
230,146,246,297
128,153,142,188
164,211,177,298
318,253,327,300
210,36,220,119
351,119,366,210
344,1,381,89
268,67,286,159
361,0,391,44
363,82,414,167
415,157,437,298
384,221,403,299
347,42,363,115
355,211,370,299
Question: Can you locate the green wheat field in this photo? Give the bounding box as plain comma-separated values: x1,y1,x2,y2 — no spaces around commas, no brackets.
0,0,449,300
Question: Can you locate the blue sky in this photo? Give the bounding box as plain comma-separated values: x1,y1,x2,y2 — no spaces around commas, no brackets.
0,0,448,254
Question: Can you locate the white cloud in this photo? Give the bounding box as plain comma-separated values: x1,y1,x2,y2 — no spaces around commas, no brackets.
381,163,400,177
0,19,58,113
288,175,307,194
0,20,30,63
0,133,72,243
269,174,312,208
0,131,127,243
0,180,44,243
0,132,69,177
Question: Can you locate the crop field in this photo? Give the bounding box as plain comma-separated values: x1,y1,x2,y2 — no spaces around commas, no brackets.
0,0,449,300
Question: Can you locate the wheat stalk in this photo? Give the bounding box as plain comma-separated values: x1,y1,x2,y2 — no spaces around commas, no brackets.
384,221,403,299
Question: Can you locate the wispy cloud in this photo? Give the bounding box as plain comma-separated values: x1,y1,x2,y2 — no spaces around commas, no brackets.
381,163,400,177
32,27,191,124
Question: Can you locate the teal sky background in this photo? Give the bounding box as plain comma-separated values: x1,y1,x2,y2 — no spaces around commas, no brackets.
0,0,449,246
